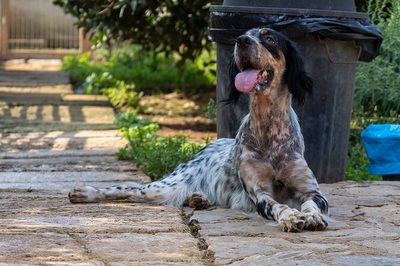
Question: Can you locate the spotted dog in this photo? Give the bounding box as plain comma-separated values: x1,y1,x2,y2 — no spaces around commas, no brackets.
69,28,329,232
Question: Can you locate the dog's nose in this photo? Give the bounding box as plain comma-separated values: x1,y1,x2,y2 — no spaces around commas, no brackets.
236,35,253,47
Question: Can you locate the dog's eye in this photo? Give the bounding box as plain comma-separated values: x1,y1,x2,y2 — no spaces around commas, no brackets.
265,37,275,44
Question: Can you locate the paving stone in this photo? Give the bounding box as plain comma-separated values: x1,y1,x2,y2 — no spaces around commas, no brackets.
0,233,88,262
81,233,202,265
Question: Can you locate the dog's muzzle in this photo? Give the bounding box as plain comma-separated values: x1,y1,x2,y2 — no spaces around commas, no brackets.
234,35,273,93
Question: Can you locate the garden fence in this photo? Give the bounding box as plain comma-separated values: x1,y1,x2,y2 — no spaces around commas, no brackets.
0,0,88,60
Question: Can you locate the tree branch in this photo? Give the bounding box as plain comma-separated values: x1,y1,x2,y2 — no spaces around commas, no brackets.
99,0,117,15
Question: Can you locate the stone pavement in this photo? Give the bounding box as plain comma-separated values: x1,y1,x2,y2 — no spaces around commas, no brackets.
1,60,400,265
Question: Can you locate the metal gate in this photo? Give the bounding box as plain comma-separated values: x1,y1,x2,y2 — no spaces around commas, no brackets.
0,0,88,59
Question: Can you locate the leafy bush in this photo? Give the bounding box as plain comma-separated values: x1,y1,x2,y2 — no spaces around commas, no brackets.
103,82,143,112
115,112,205,181
354,0,400,116
62,45,216,94
54,0,222,64
83,72,116,95
61,45,216,113
62,53,104,85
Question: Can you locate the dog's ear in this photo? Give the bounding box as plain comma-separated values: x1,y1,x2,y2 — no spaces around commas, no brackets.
284,39,313,105
222,57,242,106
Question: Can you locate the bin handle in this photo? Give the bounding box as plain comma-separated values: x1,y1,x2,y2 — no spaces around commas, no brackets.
318,35,362,64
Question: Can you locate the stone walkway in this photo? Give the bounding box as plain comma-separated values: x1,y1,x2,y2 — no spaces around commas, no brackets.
1,60,400,265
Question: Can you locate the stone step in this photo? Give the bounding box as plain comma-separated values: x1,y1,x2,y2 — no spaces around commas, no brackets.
0,104,116,133
1,91,111,106
0,85,73,94
0,154,136,173
0,130,126,155
0,70,70,86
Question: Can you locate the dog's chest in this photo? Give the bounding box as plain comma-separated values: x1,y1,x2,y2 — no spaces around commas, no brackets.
239,130,293,165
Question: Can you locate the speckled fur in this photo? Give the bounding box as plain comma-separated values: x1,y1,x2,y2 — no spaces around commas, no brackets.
69,28,329,232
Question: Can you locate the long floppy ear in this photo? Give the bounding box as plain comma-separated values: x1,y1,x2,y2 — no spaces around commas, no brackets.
284,39,313,105
221,57,242,106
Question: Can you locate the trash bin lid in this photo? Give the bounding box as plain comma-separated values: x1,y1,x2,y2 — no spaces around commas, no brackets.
209,0,381,61
211,0,369,19
223,0,356,11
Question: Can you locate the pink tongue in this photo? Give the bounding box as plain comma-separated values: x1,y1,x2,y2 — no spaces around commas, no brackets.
235,69,262,92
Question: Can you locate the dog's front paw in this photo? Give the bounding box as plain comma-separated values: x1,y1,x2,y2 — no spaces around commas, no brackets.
68,186,102,203
304,211,328,231
278,208,306,233
188,193,209,210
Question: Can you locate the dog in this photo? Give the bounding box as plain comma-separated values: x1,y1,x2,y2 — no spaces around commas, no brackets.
69,28,329,232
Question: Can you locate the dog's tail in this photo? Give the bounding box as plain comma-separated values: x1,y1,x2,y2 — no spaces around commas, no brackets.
68,180,191,207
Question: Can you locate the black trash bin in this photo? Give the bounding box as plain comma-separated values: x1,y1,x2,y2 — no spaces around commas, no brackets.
209,0,383,183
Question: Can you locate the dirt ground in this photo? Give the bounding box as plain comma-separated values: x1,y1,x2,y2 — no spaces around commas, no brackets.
140,92,217,143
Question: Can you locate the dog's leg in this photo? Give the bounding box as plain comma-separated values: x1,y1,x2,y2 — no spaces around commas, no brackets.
256,193,307,232
239,158,307,232
300,197,329,231
280,159,329,231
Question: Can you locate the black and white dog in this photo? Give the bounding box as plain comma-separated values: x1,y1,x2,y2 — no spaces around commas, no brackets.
69,28,329,232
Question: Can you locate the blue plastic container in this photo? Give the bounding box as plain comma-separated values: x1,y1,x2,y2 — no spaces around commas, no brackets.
361,124,400,176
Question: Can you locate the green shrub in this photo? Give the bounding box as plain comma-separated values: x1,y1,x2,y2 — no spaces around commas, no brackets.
103,82,143,112
54,0,220,64
354,0,400,116
62,53,103,85
62,45,216,95
61,45,216,114
83,72,116,95
115,112,158,142
115,112,205,181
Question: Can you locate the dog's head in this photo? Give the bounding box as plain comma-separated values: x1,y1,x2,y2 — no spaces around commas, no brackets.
233,28,313,105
